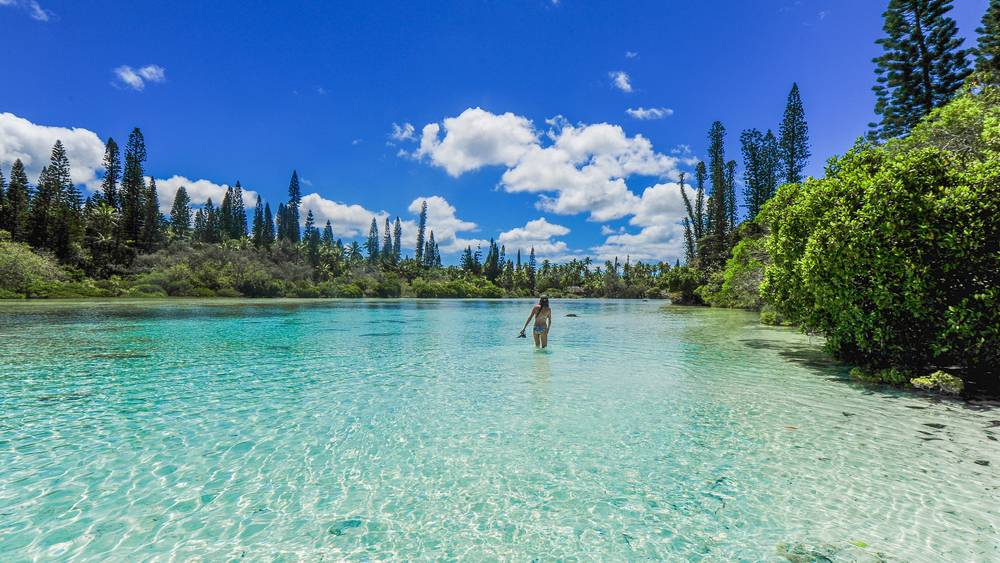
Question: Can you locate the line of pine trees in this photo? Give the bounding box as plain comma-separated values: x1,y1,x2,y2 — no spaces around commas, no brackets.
871,0,999,140
676,81,809,271
676,0,999,274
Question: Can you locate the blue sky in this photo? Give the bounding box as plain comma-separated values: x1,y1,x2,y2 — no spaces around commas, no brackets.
1,0,989,262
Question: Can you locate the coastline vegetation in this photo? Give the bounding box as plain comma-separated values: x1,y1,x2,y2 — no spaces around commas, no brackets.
1,1,997,390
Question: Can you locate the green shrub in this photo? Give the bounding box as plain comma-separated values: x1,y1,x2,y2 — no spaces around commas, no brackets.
663,266,705,305
128,283,168,297
761,85,1000,388
0,238,66,297
214,287,243,298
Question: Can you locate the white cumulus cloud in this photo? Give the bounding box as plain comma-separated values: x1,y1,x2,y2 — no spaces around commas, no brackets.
609,71,633,93
154,176,258,214
408,107,695,262
626,107,673,120
0,112,105,186
414,107,538,176
300,193,388,238
405,195,485,253
113,64,166,91
498,217,571,258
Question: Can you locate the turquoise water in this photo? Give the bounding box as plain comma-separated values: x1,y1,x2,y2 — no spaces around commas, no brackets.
0,299,997,561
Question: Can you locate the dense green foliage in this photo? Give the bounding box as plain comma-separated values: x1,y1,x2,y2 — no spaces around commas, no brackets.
760,82,999,389
871,0,972,139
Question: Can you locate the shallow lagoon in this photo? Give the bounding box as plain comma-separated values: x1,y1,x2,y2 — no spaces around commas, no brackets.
0,299,997,560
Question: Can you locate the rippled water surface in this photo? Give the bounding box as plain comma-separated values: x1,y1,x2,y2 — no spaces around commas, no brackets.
1,299,998,561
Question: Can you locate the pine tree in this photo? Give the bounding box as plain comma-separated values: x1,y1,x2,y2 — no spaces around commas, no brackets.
872,0,972,139
232,181,247,239
366,217,380,262
5,160,30,240
120,128,147,243
694,161,706,238
707,121,728,238
322,220,334,246
101,137,121,210
286,170,301,242
527,247,537,291
263,203,275,247
414,200,428,264
170,186,192,239
483,239,501,281
45,140,84,260
28,166,54,249
677,172,698,263
251,195,264,247
204,198,221,243
140,178,162,249
425,231,437,267
192,208,207,242
0,167,6,231
219,186,234,239
725,160,737,230
778,83,811,184
382,217,393,264
762,129,780,196
682,218,695,264
741,129,782,220
392,217,402,261
304,210,320,267
976,0,1000,76
275,202,286,242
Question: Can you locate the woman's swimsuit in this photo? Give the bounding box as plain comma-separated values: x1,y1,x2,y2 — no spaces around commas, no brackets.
533,309,550,334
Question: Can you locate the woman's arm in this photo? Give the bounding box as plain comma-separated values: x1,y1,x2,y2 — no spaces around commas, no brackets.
520,306,538,333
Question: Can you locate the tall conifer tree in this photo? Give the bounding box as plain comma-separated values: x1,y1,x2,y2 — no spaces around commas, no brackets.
28,166,54,249
414,200,428,264
322,220,335,246
219,187,235,239
101,137,121,210
872,0,971,139
0,167,6,230
286,171,301,242
977,0,1000,76
170,186,192,238
232,181,247,238
141,178,162,249
4,160,30,240
120,128,147,242
392,217,402,261
251,195,264,247
382,217,393,263
778,83,811,184
706,121,728,238
263,203,275,247
366,217,380,262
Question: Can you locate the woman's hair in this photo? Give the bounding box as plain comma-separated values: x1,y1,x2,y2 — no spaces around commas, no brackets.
538,296,550,309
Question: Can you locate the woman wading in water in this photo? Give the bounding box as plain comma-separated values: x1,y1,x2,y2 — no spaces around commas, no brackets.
519,296,552,348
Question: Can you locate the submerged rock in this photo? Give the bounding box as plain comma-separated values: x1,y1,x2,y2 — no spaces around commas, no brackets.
974,460,990,466
776,541,839,562
328,519,363,536
910,371,964,395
